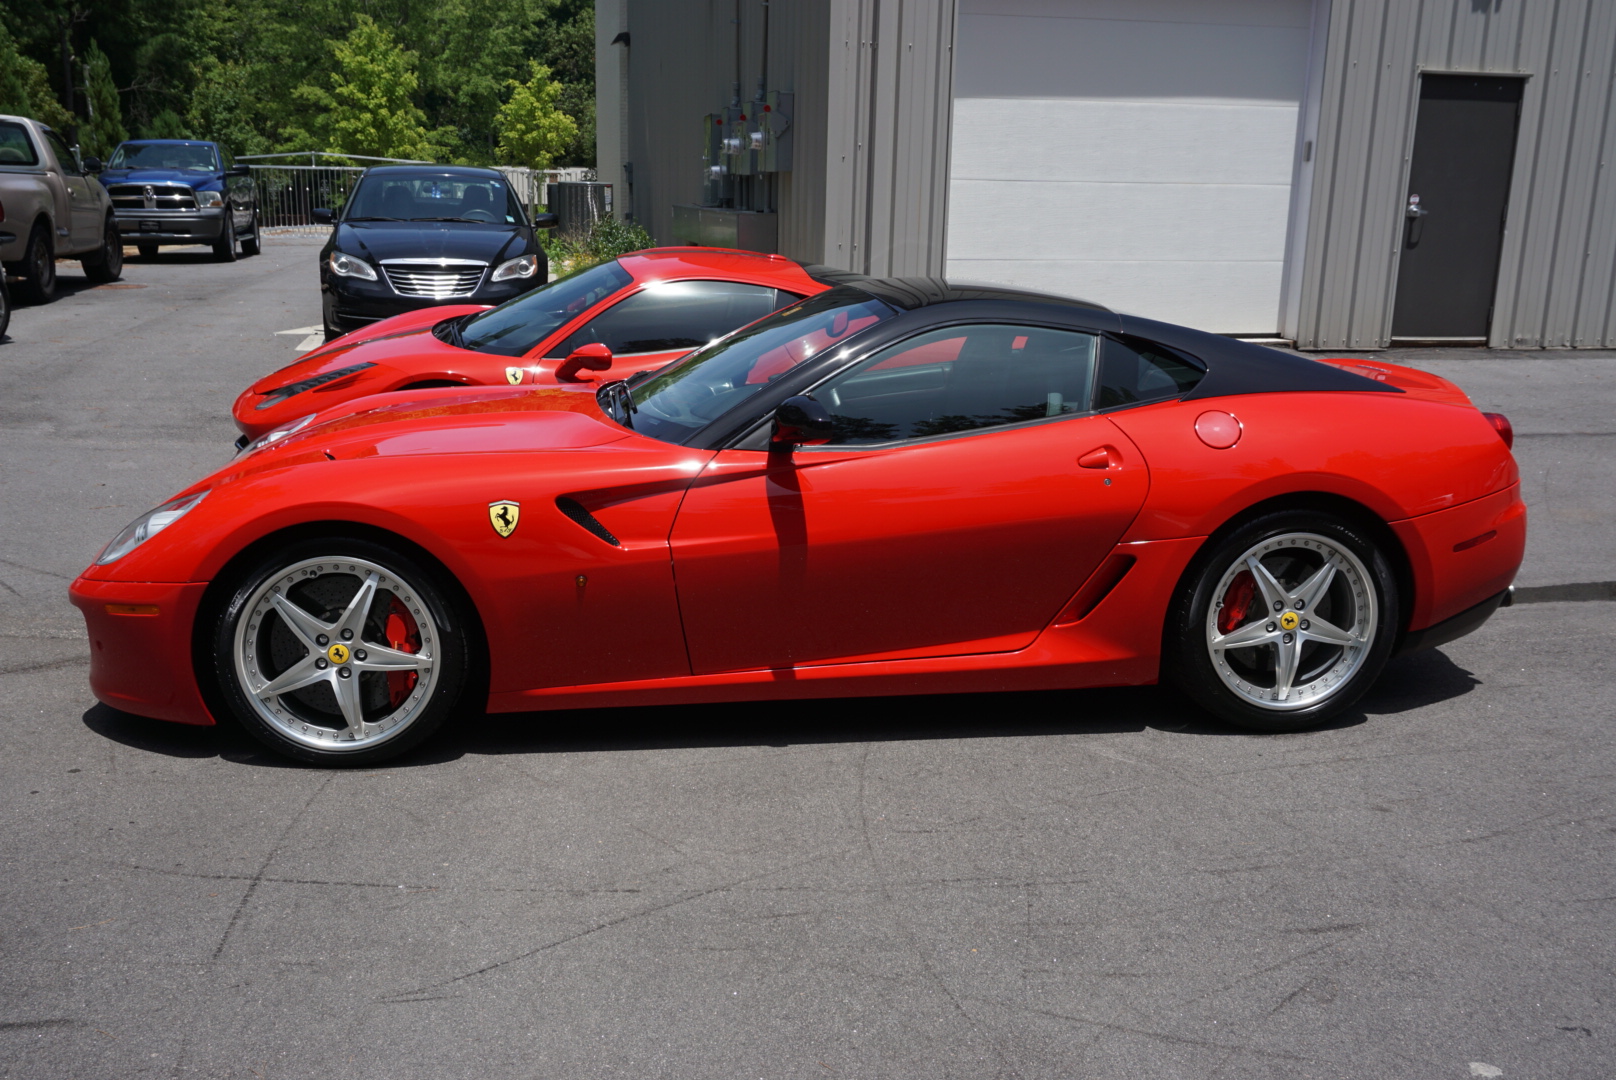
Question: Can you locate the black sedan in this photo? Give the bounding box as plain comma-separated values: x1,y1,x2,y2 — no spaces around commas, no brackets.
314,165,557,340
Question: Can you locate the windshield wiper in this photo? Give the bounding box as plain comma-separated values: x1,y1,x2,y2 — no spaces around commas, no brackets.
597,380,636,429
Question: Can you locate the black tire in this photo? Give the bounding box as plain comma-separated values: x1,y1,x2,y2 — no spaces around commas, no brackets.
16,221,56,304
0,277,11,341
1164,509,1399,733
240,212,261,257
82,216,124,283
137,242,159,260
212,215,238,262
210,537,470,765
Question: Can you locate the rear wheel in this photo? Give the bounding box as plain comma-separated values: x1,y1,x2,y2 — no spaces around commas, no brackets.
240,212,261,257
1166,510,1398,732
0,277,11,341
16,221,56,304
212,215,237,262
211,538,470,765
82,215,124,283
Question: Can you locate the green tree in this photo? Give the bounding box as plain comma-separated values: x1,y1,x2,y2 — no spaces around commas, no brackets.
79,39,126,158
495,61,576,170
291,14,431,160
0,19,74,130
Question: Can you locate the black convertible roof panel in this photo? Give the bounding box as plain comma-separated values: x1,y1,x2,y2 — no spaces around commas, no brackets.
1117,314,1402,398
809,271,1112,313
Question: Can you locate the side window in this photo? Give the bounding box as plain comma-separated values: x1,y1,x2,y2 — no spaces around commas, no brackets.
1097,335,1204,409
813,324,1099,445
547,280,782,357
43,130,81,175
0,121,40,166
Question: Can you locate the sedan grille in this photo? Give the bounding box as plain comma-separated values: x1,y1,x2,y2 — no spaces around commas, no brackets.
108,183,196,211
382,265,486,299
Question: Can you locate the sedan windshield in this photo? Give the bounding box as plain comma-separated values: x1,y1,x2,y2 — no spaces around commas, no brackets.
453,260,633,356
610,287,895,443
344,172,526,225
108,143,218,171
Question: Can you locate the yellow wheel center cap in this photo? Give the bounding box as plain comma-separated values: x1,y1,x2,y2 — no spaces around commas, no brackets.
327,643,351,664
1280,611,1300,631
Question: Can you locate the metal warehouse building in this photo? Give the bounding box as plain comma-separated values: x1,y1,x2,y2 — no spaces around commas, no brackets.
597,0,1616,350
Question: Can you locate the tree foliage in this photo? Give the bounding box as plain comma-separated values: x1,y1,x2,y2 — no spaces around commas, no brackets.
79,40,127,159
0,0,595,165
496,62,576,170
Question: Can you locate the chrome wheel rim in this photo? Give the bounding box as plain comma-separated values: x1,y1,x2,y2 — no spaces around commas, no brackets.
233,556,439,752
1205,532,1376,712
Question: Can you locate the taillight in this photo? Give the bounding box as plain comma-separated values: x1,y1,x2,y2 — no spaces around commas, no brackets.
1483,411,1514,450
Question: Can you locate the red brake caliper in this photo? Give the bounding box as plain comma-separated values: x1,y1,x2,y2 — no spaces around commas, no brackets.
384,596,421,708
1217,570,1257,635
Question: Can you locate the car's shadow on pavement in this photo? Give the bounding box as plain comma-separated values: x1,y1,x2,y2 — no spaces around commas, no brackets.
82,648,1482,768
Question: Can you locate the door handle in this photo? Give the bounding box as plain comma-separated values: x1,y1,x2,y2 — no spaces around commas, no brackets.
1405,194,1429,219
1078,445,1119,469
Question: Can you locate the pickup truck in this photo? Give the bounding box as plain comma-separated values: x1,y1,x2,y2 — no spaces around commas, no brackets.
0,113,123,303
99,139,260,263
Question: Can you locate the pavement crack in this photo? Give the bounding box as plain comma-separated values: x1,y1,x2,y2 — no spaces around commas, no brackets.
210,776,333,961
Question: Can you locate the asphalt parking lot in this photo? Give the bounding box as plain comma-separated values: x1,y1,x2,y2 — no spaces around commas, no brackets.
2,241,1613,1079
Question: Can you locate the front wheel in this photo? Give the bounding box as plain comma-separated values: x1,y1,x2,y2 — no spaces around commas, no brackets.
212,216,238,262
211,538,470,764
1165,511,1399,733
17,222,56,304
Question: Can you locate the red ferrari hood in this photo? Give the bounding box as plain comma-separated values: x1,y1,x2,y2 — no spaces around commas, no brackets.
232,385,629,477
249,305,486,395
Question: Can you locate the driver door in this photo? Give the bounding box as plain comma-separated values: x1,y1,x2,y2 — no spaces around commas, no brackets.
669,323,1149,674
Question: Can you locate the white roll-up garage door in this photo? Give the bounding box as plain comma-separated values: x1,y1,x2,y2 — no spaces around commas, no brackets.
946,0,1315,334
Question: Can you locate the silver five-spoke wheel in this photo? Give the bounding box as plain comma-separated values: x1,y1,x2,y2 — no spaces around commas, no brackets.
215,539,468,763
1205,532,1376,711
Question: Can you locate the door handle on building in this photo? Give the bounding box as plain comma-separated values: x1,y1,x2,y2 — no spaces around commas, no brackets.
1405,194,1429,219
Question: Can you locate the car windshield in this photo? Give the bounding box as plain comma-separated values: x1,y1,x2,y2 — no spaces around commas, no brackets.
108,143,217,171
454,260,633,356
344,172,526,225
610,287,896,443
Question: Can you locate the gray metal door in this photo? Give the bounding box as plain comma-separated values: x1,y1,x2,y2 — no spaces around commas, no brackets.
1390,75,1523,342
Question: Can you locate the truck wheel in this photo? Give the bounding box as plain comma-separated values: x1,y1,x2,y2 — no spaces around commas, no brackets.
82,216,124,283
16,222,56,304
240,213,261,257
0,277,11,342
212,216,238,262
137,243,159,260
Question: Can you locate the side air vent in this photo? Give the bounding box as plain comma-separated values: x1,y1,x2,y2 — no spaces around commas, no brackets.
556,497,620,546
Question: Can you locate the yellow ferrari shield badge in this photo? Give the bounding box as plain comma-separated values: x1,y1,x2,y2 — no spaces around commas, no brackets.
505,366,523,385
489,500,520,538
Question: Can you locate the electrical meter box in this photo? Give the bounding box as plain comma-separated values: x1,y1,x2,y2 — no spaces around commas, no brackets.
723,104,755,177
753,90,793,173
701,112,727,203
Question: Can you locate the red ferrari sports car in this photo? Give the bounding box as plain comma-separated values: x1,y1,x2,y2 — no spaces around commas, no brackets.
74,276,1524,765
233,247,827,443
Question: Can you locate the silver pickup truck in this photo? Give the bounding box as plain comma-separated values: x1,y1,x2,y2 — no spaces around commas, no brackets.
0,114,123,303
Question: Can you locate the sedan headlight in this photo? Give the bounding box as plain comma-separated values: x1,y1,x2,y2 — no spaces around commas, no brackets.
195,189,224,209
240,413,317,454
96,491,209,565
491,254,539,282
329,251,378,281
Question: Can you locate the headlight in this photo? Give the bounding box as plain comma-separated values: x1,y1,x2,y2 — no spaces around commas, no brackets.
195,189,224,209
491,254,539,282
96,491,209,565
240,414,317,454
329,251,378,281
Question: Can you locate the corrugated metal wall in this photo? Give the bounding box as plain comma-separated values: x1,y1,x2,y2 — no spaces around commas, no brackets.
823,0,958,275
1299,0,1616,349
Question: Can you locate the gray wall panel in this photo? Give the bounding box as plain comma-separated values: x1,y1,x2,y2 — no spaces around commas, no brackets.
1298,0,1616,350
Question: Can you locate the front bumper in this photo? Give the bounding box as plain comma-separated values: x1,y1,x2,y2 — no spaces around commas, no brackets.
115,208,227,244
68,577,216,726
325,272,534,334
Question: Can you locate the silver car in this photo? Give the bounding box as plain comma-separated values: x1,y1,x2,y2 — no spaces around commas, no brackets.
0,114,122,303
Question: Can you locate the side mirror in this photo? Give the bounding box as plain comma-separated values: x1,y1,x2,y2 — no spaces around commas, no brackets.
770,395,835,450
228,164,251,177
556,342,613,382
532,212,559,229
312,207,333,224
81,156,102,173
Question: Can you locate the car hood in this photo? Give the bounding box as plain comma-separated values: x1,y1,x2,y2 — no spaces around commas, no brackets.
101,168,219,187
228,385,628,475
336,221,530,266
